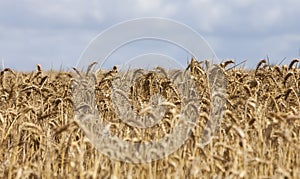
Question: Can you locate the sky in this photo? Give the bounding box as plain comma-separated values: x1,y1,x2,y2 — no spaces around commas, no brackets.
0,0,300,71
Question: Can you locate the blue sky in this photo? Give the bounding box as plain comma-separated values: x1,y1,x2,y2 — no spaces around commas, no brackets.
0,0,300,71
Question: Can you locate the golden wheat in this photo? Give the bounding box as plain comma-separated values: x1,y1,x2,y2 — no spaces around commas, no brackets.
0,59,299,178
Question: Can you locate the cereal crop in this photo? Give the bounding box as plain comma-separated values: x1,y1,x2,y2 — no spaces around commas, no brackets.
0,59,299,178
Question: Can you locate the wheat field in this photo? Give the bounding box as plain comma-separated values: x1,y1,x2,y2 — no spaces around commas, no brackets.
0,59,299,178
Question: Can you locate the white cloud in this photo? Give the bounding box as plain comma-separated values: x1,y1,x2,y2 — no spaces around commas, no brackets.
0,0,299,70
135,0,162,13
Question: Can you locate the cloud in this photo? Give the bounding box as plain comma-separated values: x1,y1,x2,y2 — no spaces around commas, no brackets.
0,0,299,70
